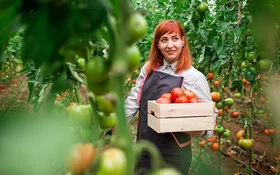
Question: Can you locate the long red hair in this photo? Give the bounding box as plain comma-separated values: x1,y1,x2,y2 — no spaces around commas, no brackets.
146,20,192,74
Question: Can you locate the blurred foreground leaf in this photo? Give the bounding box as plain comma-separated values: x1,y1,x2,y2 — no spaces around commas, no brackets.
0,111,75,175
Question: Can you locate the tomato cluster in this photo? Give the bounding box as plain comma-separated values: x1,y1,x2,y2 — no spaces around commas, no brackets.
156,87,199,104
235,129,254,150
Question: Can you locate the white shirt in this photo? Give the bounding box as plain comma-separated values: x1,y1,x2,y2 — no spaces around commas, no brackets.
125,59,216,138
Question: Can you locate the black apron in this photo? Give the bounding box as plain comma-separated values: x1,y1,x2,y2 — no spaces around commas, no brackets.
136,70,192,175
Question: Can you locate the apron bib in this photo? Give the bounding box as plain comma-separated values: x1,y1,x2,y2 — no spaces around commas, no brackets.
136,70,192,175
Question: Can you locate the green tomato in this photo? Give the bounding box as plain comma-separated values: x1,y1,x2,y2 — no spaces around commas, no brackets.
68,104,92,128
98,112,117,129
215,101,223,109
98,148,127,175
150,168,182,175
234,92,242,99
238,138,253,150
126,45,141,72
96,95,115,115
245,51,257,62
257,59,272,72
224,98,234,107
197,2,208,14
127,13,147,44
86,56,108,83
222,129,231,137
215,125,225,134
77,58,86,69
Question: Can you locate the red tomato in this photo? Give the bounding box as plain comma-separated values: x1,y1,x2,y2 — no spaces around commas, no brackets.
211,142,220,151
160,93,172,102
174,95,188,103
183,89,196,99
170,87,184,102
188,97,199,103
156,97,171,104
207,72,214,80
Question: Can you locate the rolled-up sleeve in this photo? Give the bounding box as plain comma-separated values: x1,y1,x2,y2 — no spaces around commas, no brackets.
124,65,147,122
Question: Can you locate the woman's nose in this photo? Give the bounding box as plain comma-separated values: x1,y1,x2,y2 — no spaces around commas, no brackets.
166,40,173,48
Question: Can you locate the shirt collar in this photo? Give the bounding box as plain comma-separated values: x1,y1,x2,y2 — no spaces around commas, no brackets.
163,59,177,71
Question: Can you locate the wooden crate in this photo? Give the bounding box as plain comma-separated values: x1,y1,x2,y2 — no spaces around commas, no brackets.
147,100,215,133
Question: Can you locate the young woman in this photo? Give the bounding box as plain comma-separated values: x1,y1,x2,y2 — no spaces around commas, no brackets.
125,20,214,175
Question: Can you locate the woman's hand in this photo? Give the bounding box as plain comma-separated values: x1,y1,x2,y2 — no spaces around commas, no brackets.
185,130,206,137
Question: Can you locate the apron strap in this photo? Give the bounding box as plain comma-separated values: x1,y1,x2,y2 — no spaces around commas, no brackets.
137,66,159,103
171,132,192,148
137,73,148,103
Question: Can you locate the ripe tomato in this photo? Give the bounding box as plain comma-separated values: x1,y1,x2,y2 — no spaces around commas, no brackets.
264,129,270,136
207,72,214,80
231,111,240,118
206,137,213,143
66,143,96,174
199,141,206,147
160,93,172,102
170,87,184,102
211,135,217,143
271,166,277,173
238,138,253,150
150,168,181,175
68,104,93,128
174,95,188,103
126,45,141,72
211,142,220,151
98,112,117,129
127,13,147,44
183,89,196,99
188,97,199,103
236,130,244,140
213,80,220,86
156,97,171,104
98,148,127,175
218,109,223,116
211,92,221,102
242,78,248,85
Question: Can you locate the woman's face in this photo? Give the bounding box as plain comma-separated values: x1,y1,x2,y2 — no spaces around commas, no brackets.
158,32,185,64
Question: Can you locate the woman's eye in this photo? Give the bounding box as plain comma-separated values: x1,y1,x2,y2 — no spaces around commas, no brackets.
161,39,167,42
172,37,179,41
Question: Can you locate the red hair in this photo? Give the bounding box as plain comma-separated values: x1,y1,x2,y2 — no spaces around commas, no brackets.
146,20,192,74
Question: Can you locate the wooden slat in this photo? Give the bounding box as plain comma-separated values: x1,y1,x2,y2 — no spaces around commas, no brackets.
148,100,215,118
148,114,214,133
